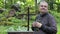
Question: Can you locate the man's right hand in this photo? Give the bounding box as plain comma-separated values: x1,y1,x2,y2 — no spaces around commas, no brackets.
32,22,36,27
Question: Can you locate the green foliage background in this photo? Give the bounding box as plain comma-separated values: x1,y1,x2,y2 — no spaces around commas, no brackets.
0,0,60,34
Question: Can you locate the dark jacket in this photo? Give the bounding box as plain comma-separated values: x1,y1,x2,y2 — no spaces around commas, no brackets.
32,13,57,34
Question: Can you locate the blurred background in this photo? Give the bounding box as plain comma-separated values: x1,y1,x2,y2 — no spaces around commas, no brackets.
0,0,60,34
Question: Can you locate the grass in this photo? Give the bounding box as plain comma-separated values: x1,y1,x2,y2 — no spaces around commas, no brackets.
0,20,60,34
57,23,60,34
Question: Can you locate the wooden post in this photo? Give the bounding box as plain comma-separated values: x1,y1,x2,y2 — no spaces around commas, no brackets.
27,7,30,31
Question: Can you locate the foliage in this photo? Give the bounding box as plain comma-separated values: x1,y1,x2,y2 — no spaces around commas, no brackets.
0,0,60,34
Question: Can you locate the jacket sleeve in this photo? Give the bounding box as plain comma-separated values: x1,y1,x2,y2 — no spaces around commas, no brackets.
31,27,35,31
39,16,57,34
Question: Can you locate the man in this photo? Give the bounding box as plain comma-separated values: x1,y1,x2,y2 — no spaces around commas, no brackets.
31,1,57,34
7,9,16,17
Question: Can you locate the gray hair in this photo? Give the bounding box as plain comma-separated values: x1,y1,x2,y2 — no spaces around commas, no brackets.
38,1,48,6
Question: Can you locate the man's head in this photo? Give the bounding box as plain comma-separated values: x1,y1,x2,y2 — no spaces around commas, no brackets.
38,1,48,14
8,9,16,17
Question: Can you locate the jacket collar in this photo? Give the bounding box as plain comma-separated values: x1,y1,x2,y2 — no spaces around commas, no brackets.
40,13,48,17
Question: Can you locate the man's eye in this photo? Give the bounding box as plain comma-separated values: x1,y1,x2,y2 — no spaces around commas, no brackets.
41,6,43,7
44,6,47,7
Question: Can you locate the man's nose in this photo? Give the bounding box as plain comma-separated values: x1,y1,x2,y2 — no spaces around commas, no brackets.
41,7,45,9
42,6,45,8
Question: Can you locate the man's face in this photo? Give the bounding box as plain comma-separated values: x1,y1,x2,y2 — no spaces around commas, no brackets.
9,10,16,17
39,2,48,13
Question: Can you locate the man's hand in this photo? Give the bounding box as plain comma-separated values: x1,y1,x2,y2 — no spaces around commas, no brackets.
35,22,42,28
32,22,42,28
32,22,36,27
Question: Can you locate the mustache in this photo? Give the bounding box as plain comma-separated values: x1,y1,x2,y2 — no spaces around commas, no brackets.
41,8,46,10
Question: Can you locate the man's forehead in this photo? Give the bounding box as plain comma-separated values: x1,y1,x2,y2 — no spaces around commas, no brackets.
39,1,48,6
